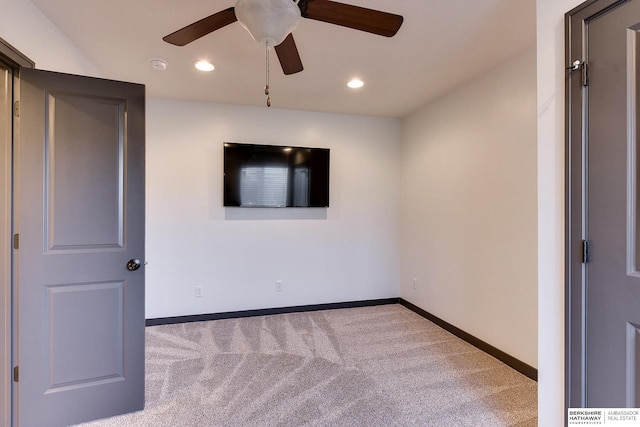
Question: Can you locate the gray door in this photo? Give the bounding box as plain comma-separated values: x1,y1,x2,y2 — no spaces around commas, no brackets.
568,0,640,408
15,68,145,426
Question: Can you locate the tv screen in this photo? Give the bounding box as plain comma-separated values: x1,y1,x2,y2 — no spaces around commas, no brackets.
223,142,330,207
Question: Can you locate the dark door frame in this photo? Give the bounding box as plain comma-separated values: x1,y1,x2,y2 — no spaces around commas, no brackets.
0,38,35,69
565,0,632,411
0,36,33,427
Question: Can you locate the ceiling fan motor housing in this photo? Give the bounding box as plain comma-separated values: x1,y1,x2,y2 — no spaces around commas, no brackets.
235,0,302,47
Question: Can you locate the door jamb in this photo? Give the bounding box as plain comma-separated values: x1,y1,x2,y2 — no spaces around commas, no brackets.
0,36,33,427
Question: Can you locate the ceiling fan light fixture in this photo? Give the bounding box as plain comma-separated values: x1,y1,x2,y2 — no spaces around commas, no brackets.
235,0,301,47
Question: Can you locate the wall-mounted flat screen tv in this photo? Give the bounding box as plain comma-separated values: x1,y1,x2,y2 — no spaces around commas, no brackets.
223,142,330,208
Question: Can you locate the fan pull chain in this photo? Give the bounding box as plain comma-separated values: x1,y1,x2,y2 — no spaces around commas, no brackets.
265,43,271,107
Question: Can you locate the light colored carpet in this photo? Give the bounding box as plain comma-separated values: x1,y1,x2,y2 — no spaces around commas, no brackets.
76,304,537,426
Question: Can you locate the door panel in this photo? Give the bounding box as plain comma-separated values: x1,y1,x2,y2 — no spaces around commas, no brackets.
587,3,632,407
627,322,640,405
45,93,125,250
568,0,640,408
46,281,124,389
17,68,145,427
587,0,640,407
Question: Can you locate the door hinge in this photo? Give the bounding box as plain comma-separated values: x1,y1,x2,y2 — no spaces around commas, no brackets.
567,60,588,87
13,366,18,382
13,233,18,250
13,100,19,117
582,239,590,263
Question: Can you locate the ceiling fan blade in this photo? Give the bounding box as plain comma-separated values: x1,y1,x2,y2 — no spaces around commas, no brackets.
163,7,237,46
274,34,304,75
299,0,403,37
298,0,404,37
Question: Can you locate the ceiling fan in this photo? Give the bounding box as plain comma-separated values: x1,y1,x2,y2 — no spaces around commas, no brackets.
162,0,404,76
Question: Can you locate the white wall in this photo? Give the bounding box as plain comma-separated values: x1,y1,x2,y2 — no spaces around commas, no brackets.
145,99,402,318
0,0,101,76
399,49,538,368
536,0,582,424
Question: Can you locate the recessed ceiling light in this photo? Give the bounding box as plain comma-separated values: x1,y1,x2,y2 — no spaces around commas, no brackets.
347,79,364,89
195,60,215,72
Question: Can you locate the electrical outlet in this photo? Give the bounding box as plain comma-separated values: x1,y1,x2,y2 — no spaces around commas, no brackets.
195,286,203,297
276,280,284,292
413,278,417,290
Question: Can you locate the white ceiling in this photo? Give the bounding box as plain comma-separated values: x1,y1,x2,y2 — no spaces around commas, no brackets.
30,0,536,118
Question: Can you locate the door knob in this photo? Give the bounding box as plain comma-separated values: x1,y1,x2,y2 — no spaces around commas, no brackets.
126,259,142,271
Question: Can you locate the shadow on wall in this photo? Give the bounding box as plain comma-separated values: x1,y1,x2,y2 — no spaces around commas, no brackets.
224,207,328,221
